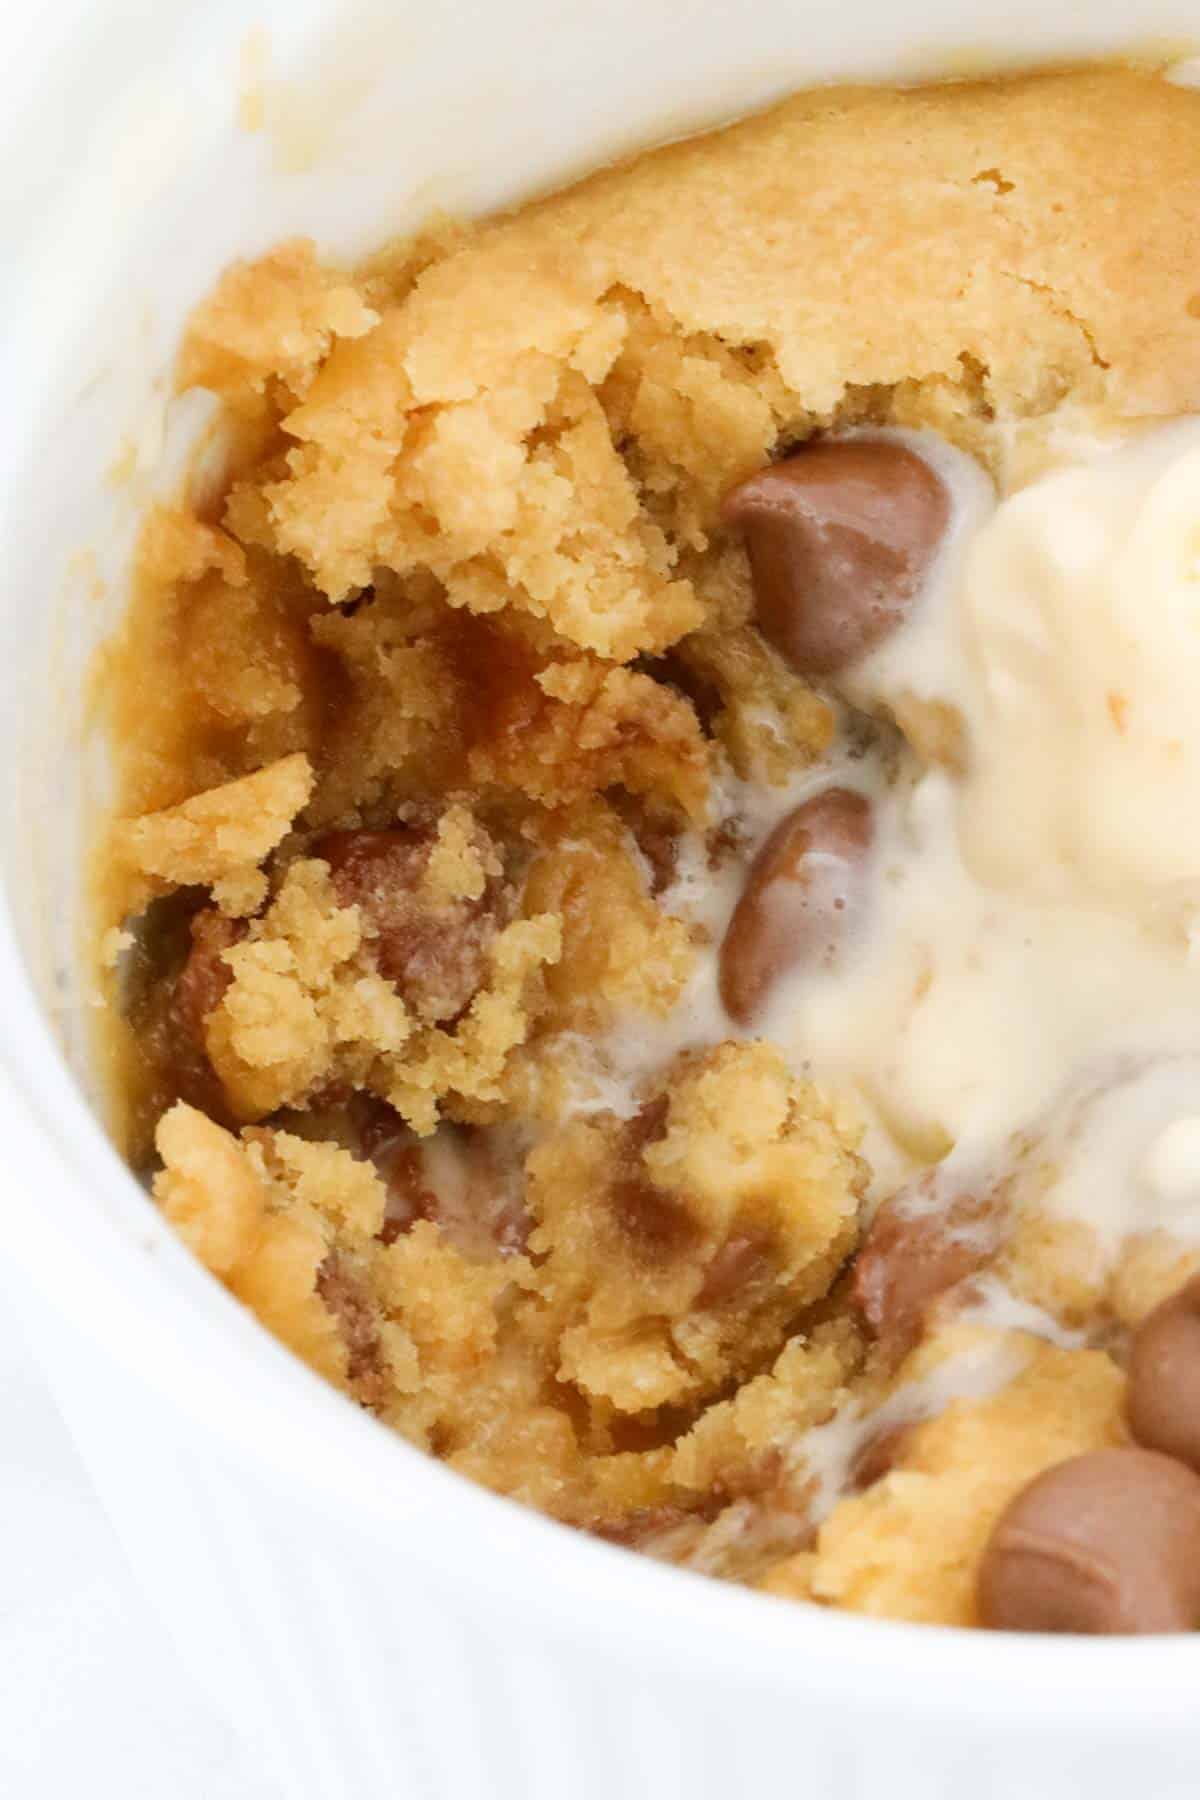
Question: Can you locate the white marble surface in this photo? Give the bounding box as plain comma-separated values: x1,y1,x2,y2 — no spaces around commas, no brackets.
0,1309,277,1799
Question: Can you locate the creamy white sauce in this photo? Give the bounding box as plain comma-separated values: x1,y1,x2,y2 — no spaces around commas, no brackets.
954,1275,1084,1349
796,1331,1029,1524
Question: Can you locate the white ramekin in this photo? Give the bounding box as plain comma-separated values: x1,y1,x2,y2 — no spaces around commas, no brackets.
5,4,1200,1795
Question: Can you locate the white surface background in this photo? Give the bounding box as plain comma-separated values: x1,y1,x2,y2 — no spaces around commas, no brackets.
0,1308,276,1799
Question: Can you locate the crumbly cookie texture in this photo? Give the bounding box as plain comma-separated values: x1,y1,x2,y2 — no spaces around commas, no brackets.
766,1333,1127,1626
523,1043,864,1413
202,846,561,1131
118,753,313,913
153,1041,865,1526
98,67,1200,1625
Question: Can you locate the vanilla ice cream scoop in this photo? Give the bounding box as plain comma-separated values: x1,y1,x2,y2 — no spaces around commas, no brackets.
959,429,1200,912
764,421,1200,1219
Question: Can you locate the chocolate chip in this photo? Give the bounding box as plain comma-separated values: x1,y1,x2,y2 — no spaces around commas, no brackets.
722,439,950,677
137,905,244,1124
609,1174,698,1264
354,1098,530,1257
592,1501,719,1549
315,1253,388,1411
718,788,873,1026
174,909,243,1051
847,1422,914,1492
697,1229,774,1307
1127,1274,1200,1472
978,1448,1200,1634
851,1178,1003,1360
314,825,506,1023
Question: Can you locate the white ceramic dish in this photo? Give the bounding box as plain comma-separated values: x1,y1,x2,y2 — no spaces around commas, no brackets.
4,4,1200,1795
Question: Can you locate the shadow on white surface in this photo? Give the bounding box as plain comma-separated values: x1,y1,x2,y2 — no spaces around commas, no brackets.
0,1313,277,1799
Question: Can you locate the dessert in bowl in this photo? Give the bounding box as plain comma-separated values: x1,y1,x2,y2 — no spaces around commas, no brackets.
95,61,1200,1635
